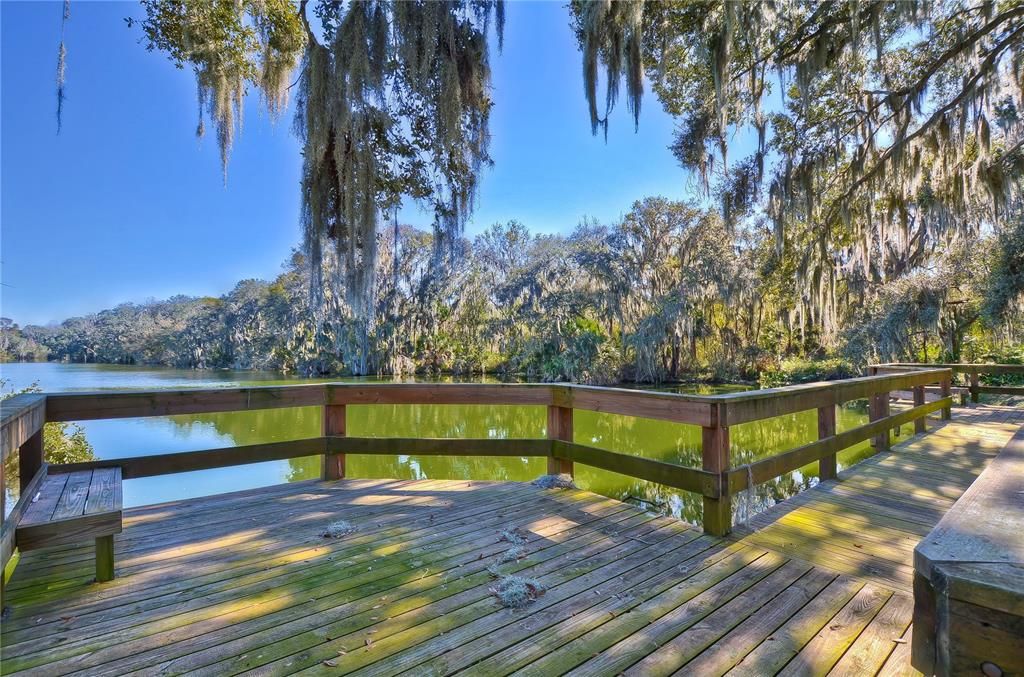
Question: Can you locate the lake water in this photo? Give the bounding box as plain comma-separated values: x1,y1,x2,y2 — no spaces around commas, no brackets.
1,362,908,524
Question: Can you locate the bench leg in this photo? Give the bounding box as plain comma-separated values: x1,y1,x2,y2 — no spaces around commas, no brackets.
95,535,114,582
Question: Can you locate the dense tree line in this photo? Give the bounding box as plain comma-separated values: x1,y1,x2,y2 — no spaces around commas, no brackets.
4,197,1022,383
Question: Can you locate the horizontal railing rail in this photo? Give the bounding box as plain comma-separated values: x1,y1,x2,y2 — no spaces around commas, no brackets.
872,362,1024,402
0,366,954,587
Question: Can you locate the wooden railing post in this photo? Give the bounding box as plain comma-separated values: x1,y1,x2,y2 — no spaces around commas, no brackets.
869,391,891,450
940,376,952,420
546,405,573,476
19,429,43,492
969,369,980,403
913,385,927,434
321,404,346,481
817,404,837,481
702,403,731,537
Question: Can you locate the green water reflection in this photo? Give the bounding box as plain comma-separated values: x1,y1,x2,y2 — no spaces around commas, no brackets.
1,363,918,525
179,397,914,525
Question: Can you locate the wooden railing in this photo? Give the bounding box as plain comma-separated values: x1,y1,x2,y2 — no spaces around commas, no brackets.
1,368,953,583
872,362,1024,402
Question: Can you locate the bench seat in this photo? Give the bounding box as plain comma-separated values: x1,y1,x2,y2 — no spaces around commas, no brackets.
15,468,122,582
912,425,1024,676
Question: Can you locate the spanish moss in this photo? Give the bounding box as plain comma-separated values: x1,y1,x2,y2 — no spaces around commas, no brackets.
55,0,70,134
294,1,503,373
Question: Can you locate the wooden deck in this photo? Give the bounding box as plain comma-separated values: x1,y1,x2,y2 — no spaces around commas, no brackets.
1,404,1021,676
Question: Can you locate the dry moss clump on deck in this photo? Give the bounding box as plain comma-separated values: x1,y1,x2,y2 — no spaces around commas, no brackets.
497,545,526,563
531,473,577,490
489,574,546,609
321,520,356,539
499,526,530,546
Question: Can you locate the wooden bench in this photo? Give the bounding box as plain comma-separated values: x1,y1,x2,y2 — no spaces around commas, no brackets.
912,424,1024,676
15,467,123,582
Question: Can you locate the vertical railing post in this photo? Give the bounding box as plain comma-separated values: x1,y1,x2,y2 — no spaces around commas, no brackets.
321,403,346,481
817,404,837,481
940,373,952,420
546,404,573,476
969,369,980,403
870,390,891,450
913,384,927,434
702,403,731,537
19,428,43,492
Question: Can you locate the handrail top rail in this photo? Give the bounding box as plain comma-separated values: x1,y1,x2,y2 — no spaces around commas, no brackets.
20,369,953,430
873,361,1024,373
33,367,952,404
0,392,46,426
704,368,951,403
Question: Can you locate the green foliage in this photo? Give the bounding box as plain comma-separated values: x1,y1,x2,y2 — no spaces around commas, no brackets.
43,419,94,466
136,1,504,367
139,0,305,174
8,197,1022,383
0,318,48,362
759,358,858,389
1,381,95,504
573,0,1024,357
983,215,1024,326
840,237,991,363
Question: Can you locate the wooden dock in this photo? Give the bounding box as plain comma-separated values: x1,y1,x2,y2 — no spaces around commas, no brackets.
2,402,1021,676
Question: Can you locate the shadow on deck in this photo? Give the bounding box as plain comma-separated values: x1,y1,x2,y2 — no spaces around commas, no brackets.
2,404,1022,676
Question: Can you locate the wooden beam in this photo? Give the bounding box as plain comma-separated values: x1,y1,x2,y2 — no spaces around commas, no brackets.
914,385,927,434
45,384,328,422
321,404,346,481
325,383,555,406
51,438,328,478
977,385,1024,396
551,441,716,496
95,535,115,583
702,403,731,536
546,405,573,476
567,386,715,427
1,393,45,465
728,398,950,491
0,463,49,569
325,437,552,457
869,391,891,450
18,429,43,492
16,510,122,551
940,377,952,420
879,362,1024,375
718,369,951,425
817,404,837,480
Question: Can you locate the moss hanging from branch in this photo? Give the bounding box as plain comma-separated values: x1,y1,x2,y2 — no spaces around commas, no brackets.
55,0,70,133
294,0,503,373
574,0,644,138
572,0,1024,346
138,0,502,374
139,0,306,181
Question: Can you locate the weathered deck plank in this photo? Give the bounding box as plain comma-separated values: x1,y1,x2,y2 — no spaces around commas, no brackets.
1,402,1021,676
732,403,1024,594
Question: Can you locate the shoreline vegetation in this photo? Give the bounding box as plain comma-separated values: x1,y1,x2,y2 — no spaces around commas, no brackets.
2,201,1022,386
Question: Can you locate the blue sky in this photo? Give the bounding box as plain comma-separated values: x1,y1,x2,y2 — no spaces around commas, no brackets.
2,1,694,325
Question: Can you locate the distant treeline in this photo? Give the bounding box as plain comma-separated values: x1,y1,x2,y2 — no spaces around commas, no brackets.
3,197,1022,384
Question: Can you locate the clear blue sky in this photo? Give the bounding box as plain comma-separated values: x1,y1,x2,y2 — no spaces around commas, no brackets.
2,1,693,326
